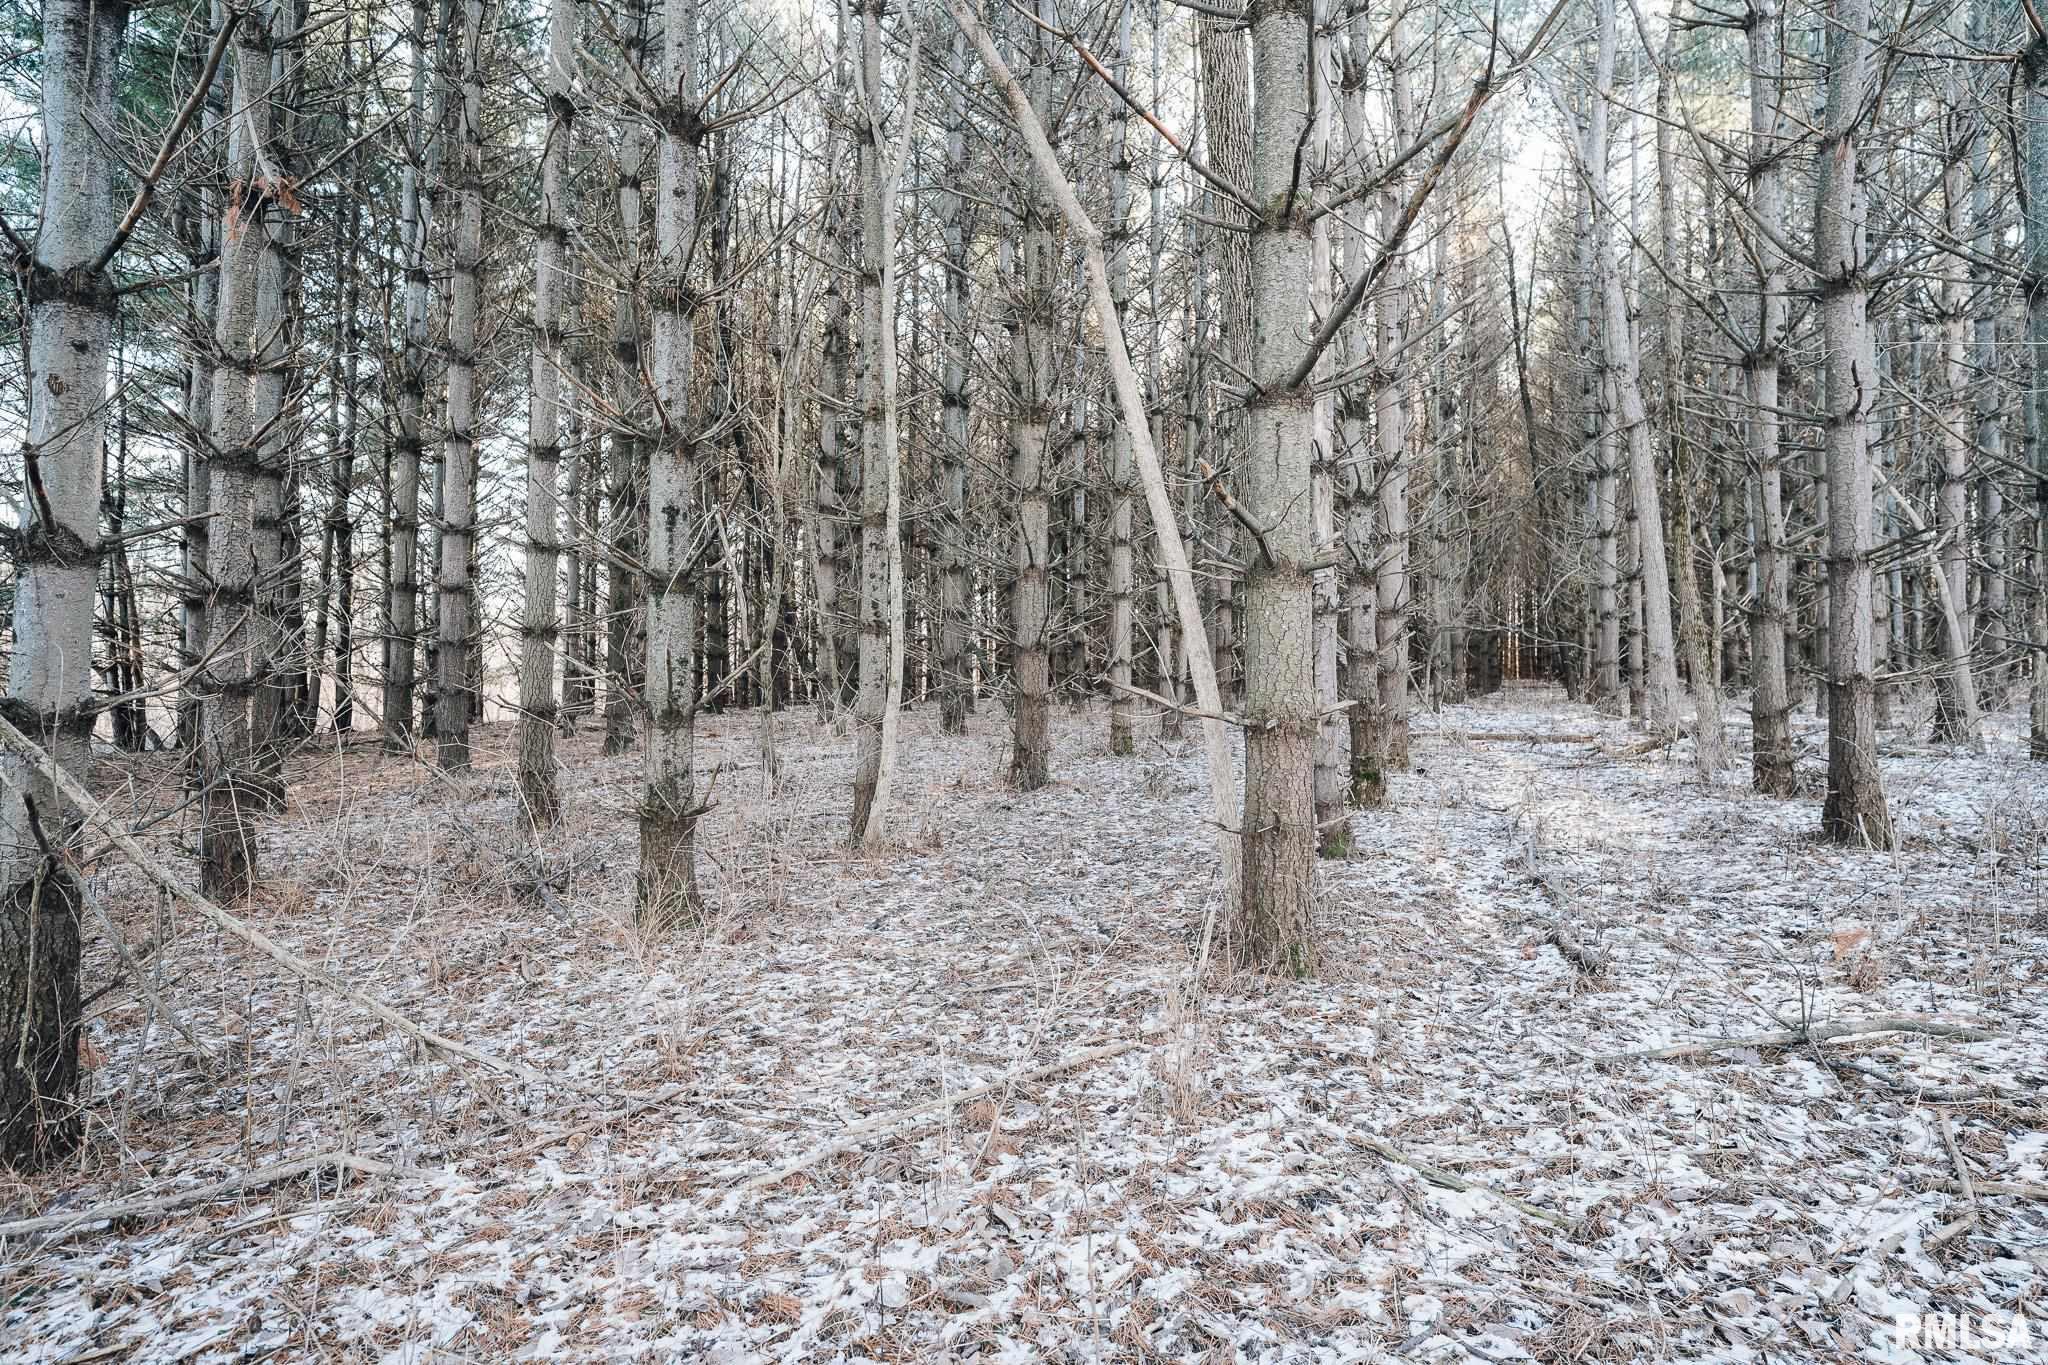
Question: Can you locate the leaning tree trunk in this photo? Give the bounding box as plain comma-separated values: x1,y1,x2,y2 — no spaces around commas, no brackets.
1234,0,1319,976
1658,23,1721,773
1814,0,1896,847
637,0,705,924
517,0,575,827
1596,238,1681,731
434,0,486,771
1746,0,1796,795
0,0,125,1169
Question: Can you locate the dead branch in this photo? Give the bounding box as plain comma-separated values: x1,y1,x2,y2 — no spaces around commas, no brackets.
733,1028,1166,1196
1587,1015,2000,1064
0,1151,405,1245
1346,1134,1578,1232
1924,1178,2048,1201
0,711,584,1098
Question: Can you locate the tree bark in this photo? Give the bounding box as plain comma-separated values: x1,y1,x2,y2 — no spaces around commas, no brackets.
434,0,486,771
518,0,576,826
1236,0,1320,975
1005,5,1056,794
938,26,973,737
1815,0,1896,847
0,0,126,1169
850,0,912,845
1746,0,1796,795
637,0,705,924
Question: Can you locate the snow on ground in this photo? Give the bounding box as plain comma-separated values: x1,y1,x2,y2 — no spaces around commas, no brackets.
2,684,2043,1363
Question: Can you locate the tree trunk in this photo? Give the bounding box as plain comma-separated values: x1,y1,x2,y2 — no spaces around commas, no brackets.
637,0,705,924
517,0,575,826
434,0,485,771
938,26,973,737
1815,0,1896,847
1005,8,1056,793
2022,35,2048,760
850,0,910,845
0,0,125,1169
201,8,282,903
1234,0,1319,976
1746,0,1796,795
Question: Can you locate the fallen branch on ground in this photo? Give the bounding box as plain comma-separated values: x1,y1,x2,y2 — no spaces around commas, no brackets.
1924,1178,2048,1200
1523,846,1608,977
1586,1015,1999,1065
0,1151,406,1245
1421,730,1600,745
732,1027,1166,1197
1346,1133,1578,1232
0,711,579,1098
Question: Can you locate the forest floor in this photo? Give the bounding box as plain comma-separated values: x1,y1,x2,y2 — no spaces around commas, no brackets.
2,682,2044,1364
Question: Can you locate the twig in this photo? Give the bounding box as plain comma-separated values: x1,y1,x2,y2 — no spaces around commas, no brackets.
1825,1212,1921,1306
0,1151,405,1245
731,1028,1165,1197
1586,1016,1999,1064
1926,1113,1979,1249
1348,1134,1578,1232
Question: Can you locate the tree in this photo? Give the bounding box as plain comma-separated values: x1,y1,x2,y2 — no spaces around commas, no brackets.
1814,0,1896,847
434,0,487,771
517,0,577,826
1234,0,1320,975
0,0,129,1169
637,0,707,923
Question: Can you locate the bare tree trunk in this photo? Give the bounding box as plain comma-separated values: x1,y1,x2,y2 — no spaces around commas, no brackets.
384,0,436,754
1971,0,2007,705
1932,65,1982,748
201,8,282,903
938,27,973,737
1310,15,1345,855
814,29,852,722
1815,0,1896,847
637,0,705,923
434,0,485,771
850,0,913,845
179,0,229,755
247,0,304,790
1658,24,1722,774
1339,20,1378,807
1235,0,1319,975
1199,18,1250,712
1006,5,1056,793
1371,9,1415,789
518,0,575,826
0,0,125,1168
1595,236,1680,729
1746,0,1796,795
1106,0,1136,758
2022,34,2048,760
